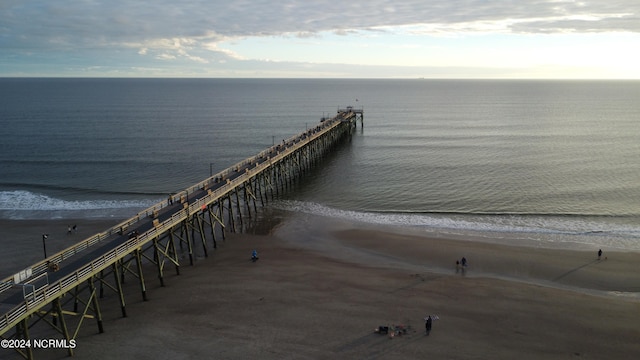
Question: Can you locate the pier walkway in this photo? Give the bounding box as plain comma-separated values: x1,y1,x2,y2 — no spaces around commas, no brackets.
0,107,362,359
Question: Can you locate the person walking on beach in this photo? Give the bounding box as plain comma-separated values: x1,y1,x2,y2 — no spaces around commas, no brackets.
598,249,603,260
461,257,467,267
425,315,433,335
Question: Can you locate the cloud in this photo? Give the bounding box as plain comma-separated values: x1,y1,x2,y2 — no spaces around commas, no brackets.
1,0,638,77
3,1,638,49
156,53,177,61
203,43,245,60
511,13,640,33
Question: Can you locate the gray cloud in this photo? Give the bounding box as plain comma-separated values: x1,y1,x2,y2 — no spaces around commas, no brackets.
512,14,640,34
3,1,638,41
1,0,638,72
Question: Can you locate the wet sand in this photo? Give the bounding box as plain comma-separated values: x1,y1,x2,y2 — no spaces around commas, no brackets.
2,218,639,359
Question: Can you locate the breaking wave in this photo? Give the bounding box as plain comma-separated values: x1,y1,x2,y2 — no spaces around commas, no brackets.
0,190,161,219
274,200,640,251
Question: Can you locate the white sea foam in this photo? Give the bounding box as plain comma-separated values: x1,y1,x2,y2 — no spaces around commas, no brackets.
0,190,159,219
274,200,640,252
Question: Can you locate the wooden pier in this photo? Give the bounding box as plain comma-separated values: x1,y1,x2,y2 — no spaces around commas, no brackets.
0,107,362,359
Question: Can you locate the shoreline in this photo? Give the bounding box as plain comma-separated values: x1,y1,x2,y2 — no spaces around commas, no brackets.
331,228,640,296
2,216,639,295
1,217,639,359
273,214,640,296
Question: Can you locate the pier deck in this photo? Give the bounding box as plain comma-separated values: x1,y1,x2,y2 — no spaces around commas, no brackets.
0,107,362,359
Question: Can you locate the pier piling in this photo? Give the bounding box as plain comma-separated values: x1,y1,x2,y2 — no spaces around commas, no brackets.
0,106,362,359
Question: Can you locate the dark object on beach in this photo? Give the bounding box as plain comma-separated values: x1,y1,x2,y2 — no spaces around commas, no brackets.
251,250,259,262
425,316,433,335
598,249,603,260
461,257,467,267
376,326,389,334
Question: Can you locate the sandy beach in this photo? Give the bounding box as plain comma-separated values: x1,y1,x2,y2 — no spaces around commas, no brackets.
2,217,640,359
0,219,123,278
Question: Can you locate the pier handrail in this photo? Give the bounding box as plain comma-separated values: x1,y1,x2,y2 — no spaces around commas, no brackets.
0,114,350,295
0,110,357,334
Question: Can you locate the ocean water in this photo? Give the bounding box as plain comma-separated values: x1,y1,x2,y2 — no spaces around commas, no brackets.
1,78,639,251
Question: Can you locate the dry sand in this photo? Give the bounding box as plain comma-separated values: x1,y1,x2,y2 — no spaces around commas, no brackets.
2,218,640,359
0,219,123,278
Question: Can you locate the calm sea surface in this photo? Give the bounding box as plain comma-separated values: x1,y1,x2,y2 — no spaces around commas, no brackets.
1,78,639,251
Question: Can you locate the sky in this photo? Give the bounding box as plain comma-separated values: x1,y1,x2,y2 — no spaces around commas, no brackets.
1,0,639,78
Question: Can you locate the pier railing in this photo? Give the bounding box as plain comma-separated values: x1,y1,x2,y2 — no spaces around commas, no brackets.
0,113,348,296
0,110,356,335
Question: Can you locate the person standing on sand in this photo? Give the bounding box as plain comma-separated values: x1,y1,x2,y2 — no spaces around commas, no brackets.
598,249,603,260
425,315,433,335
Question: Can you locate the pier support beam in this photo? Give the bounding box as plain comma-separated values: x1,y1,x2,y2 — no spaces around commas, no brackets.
0,108,362,356
135,249,148,301
87,277,104,334
113,261,127,317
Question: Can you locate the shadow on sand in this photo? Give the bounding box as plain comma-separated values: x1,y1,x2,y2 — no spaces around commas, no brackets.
552,259,600,282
